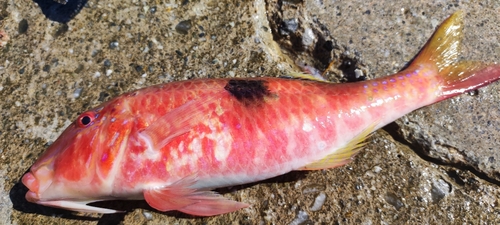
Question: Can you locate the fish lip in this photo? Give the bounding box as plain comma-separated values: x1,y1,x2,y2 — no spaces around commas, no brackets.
22,166,54,202
22,172,41,203
25,190,40,203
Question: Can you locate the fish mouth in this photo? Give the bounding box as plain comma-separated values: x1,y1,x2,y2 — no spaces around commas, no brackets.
22,172,41,203
22,170,122,214
22,166,54,203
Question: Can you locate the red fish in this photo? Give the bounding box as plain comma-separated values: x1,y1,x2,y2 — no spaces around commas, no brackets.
22,11,500,216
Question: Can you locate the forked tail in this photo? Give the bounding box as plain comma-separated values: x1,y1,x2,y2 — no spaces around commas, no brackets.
408,11,500,101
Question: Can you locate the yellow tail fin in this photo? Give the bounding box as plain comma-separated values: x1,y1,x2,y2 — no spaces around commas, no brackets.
409,11,500,100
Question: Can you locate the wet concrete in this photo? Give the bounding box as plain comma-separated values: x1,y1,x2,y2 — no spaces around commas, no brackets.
1,0,500,224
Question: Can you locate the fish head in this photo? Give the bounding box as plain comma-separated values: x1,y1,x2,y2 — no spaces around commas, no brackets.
22,98,135,213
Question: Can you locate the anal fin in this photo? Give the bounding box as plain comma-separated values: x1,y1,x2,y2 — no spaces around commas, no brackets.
299,123,376,170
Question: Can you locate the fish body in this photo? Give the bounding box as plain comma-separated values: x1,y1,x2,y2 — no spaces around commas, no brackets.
22,11,500,216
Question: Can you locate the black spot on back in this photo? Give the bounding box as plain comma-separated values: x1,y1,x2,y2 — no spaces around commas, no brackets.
224,79,273,104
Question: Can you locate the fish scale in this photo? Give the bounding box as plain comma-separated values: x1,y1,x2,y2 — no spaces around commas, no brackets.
21,11,500,216
116,73,435,189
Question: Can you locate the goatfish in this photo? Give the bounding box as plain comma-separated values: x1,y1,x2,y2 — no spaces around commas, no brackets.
22,11,500,216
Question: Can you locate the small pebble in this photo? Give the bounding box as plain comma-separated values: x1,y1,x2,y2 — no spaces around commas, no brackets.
109,41,119,49
103,59,112,67
384,192,404,210
310,192,326,211
73,88,83,98
431,178,451,203
18,19,29,34
301,27,315,47
142,210,153,220
289,210,308,225
175,20,192,35
280,18,298,35
354,69,364,79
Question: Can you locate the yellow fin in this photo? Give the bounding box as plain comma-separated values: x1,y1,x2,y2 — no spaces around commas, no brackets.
299,123,377,170
283,72,330,82
406,10,500,100
410,10,464,71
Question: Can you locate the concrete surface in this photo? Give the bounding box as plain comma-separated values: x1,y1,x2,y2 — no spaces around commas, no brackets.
1,0,499,224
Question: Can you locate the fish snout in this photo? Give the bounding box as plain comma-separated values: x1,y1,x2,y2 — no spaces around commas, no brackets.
22,166,54,202
22,172,40,202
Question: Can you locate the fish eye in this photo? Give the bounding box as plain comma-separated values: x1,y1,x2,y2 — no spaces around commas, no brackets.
81,116,91,125
77,112,96,128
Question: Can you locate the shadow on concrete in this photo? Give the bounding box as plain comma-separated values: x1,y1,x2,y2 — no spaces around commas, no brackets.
10,170,308,224
32,0,88,23
9,180,101,221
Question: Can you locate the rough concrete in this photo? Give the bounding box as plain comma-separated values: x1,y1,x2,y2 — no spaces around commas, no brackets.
1,0,499,224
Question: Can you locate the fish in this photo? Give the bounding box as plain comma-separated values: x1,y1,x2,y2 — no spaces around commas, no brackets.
21,11,500,216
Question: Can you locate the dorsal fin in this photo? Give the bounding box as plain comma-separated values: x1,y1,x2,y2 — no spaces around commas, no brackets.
281,72,330,82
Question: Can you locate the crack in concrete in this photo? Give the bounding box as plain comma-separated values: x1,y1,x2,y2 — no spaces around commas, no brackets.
383,122,500,186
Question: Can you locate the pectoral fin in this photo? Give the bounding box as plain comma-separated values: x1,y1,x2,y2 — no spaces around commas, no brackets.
143,175,249,216
299,124,376,170
139,93,225,150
